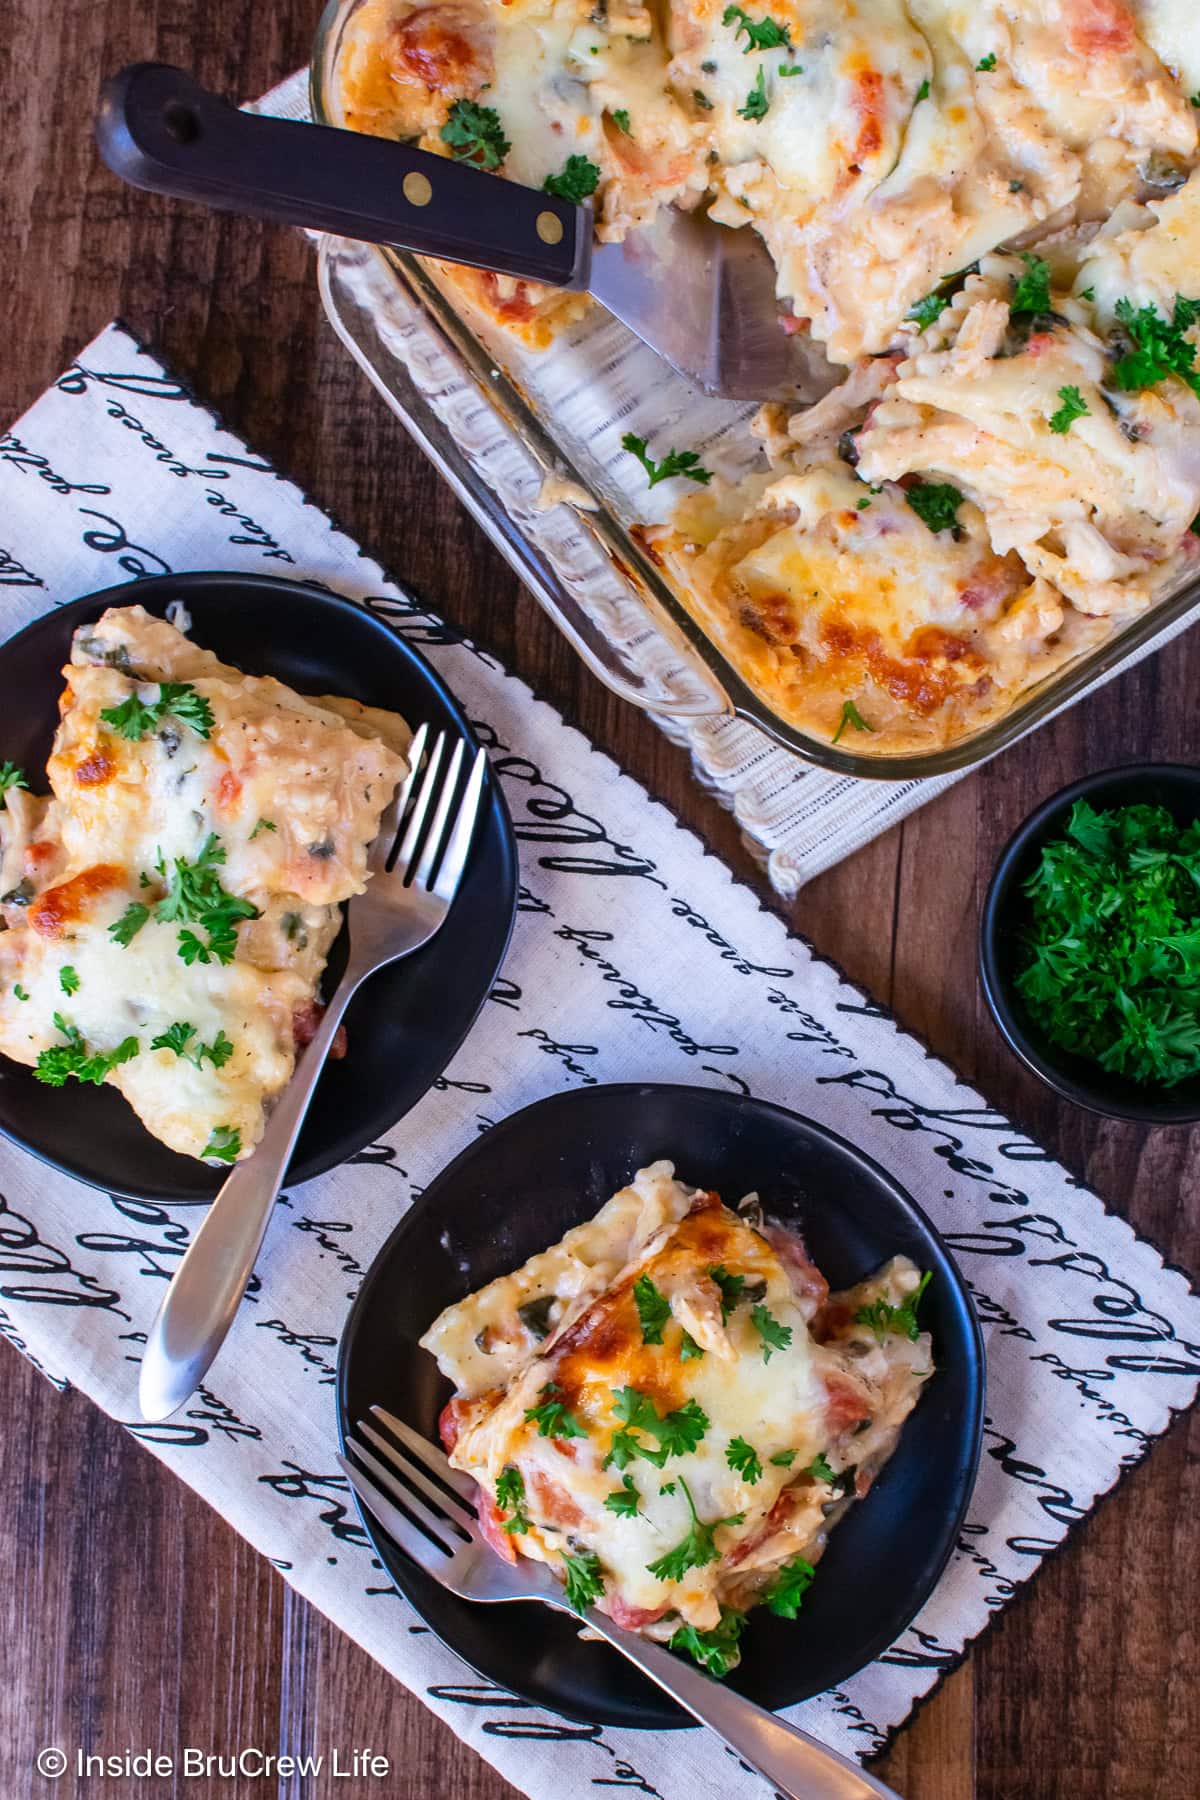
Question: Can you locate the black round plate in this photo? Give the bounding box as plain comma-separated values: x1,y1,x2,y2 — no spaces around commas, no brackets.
338,1083,984,1728
0,573,517,1201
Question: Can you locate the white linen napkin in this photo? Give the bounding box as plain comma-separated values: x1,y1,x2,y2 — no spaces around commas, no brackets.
1,324,1198,1799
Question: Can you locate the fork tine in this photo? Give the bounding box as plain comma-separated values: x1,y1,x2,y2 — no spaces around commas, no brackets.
347,1432,470,1550
356,1415,477,1527
394,730,446,874
433,748,487,903
337,1453,452,1578
370,1405,478,1501
413,738,465,890
371,721,428,875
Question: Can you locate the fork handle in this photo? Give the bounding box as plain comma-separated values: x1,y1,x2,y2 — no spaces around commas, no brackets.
579,1608,903,1800
137,966,362,1421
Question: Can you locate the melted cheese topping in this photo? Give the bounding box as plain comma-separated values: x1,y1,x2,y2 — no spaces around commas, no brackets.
0,607,408,1163
423,1164,932,1646
335,0,1195,359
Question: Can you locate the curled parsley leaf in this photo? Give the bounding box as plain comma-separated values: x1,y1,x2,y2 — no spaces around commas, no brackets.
495,1465,532,1534
440,99,510,171
808,1452,836,1482
202,1125,242,1164
603,1388,709,1468
561,1549,604,1613
1111,294,1200,400
737,66,770,120
34,1015,139,1087
151,1021,235,1070
726,1436,764,1483
109,902,150,948
905,481,964,538
856,1270,932,1342
99,682,214,742
1049,385,1090,434
722,4,792,51
646,1476,743,1582
707,1263,745,1322
58,966,80,998
632,1272,671,1345
524,1382,588,1440
763,1555,815,1618
1010,253,1051,317
542,155,601,204
751,1303,793,1363
0,762,28,797
604,1474,643,1518
669,1607,746,1677
621,432,712,488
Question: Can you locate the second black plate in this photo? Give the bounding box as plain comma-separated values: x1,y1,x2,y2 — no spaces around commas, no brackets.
0,572,518,1201
338,1083,984,1728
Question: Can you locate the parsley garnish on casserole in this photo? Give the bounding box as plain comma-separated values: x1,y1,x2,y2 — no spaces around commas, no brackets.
422,1161,932,1673
0,605,409,1164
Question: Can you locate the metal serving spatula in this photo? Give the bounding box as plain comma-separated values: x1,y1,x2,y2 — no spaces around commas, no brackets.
95,63,839,403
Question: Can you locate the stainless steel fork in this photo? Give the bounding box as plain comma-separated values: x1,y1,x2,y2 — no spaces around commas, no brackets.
339,1408,905,1800
138,725,487,1422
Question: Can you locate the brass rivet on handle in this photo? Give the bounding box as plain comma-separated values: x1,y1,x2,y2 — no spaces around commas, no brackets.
536,209,564,246
403,171,433,207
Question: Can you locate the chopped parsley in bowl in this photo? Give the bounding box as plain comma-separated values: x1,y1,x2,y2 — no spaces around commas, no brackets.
980,766,1200,1123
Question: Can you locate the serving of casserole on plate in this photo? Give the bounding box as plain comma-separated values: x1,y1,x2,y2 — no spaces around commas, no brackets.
314,0,1200,769
425,1160,933,1675
0,601,410,1166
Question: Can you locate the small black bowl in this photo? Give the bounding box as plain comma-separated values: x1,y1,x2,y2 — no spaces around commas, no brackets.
979,763,1200,1124
0,572,518,1201
337,1083,984,1728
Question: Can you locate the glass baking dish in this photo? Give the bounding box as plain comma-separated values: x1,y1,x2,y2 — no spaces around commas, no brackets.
309,0,1200,781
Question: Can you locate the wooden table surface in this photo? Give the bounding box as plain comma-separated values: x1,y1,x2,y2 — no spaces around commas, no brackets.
2,4,1198,1797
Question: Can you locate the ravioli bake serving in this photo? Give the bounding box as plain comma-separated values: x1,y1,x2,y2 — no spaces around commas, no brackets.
422,1161,932,1673
0,606,409,1164
332,0,1200,753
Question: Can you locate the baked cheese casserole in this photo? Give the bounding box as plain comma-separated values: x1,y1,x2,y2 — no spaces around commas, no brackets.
333,0,1200,754
0,606,409,1164
422,1161,932,1671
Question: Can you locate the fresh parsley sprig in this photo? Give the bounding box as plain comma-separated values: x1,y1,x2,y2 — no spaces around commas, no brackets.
0,762,28,797
542,155,601,204
1010,253,1051,318
621,432,713,489
561,1548,604,1613
34,1015,139,1088
440,99,510,171
154,834,259,966
751,1302,793,1363
59,966,80,997
737,66,770,121
669,1606,746,1677
150,1021,234,1070
763,1554,815,1618
1049,385,1090,434
808,1452,836,1482
603,1387,709,1469
632,1273,671,1345
1111,294,1200,400
707,1263,745,1322
726,1436,764,1483
495,1465,532,1534
202,1125,242,1164
855,1270,932,1342
905,481,964,538
722,4,792,51
99,682,214,742
604,1474,643,1518
645,1476,743,1582
524,1381,588,1440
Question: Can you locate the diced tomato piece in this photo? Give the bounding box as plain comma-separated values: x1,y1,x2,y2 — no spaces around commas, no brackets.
608,1596,668,1629
823,1369,872,1435
529,1470,585,1529
1064,0,1135,55
762,1224,830,1314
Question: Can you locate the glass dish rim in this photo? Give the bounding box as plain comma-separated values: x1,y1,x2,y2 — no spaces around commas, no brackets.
309,0,1200,782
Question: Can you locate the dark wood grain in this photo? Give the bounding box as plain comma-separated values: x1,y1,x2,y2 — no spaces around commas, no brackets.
2,5,1198,1797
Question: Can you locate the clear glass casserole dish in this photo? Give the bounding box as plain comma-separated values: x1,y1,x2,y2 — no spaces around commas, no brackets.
309,0,1200,781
